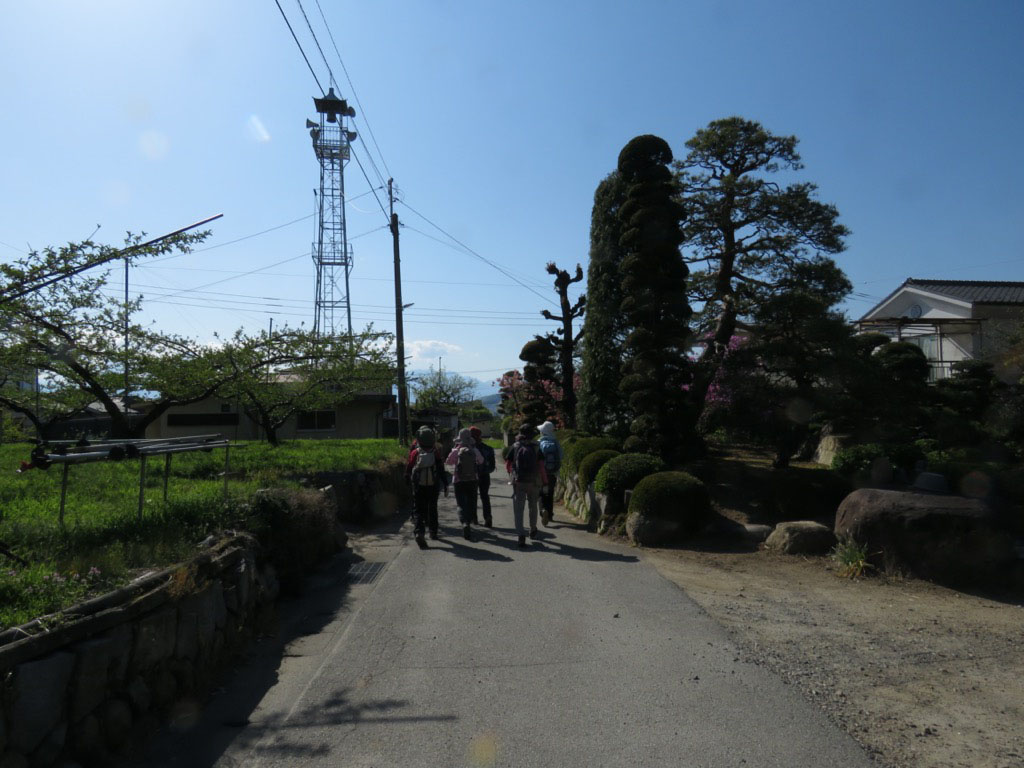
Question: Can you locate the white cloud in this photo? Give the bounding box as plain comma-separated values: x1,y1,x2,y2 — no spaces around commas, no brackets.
138,130,170,160
406,340,462,365
247,114,271,143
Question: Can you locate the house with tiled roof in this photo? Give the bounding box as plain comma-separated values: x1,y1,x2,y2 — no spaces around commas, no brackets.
858,279,1024,381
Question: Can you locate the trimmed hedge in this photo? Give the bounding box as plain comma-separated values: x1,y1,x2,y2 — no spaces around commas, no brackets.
593,453,666,504
626,471,711,545
564,437,620,476
578,449,620,490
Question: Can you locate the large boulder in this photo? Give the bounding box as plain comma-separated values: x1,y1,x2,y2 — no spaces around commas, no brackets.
765,521,836,555
834,488,1014,585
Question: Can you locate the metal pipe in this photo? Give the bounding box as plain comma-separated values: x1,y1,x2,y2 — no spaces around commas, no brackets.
58,463,70,531
163,453,171,503
137,454,148,522
223,444,231,503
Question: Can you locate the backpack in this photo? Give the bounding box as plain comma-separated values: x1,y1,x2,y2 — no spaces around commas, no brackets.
456,445,478,483
413,448,436,487
513,441,539,483
540,438,561,474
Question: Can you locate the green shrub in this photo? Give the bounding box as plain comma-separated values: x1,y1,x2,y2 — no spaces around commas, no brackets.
564,437,620,476
759,467,852,522
831,442,923,478
594,453,666,504
578,449,620,490
626,471,711,545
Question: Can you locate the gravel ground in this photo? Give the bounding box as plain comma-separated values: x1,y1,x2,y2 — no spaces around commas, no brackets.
639,545,1024,768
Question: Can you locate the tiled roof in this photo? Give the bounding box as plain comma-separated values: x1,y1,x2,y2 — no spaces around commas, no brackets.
905,279,1024,305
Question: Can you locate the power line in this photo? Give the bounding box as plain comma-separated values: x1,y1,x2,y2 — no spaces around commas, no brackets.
155,252,310,301
273,0,324,95
0,240,29,255
294,0,335,88
312,0,392,179
398,202,558,307
349,145,390,223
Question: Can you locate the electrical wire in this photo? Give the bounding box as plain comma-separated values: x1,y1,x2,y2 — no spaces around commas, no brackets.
294,0,335,89
313,0,392,179
273,0,324,95
398,204,558,307
155,253,310,301
349,145,391,223
0,240,29,255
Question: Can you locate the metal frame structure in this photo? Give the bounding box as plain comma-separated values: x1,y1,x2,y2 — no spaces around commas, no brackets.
26,435,233,528
309,88,357,339
856,316,984,382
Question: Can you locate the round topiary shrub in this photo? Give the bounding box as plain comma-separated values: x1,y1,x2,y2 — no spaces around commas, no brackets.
625,471,711,546
593,453,666,505
578,449,620,490
563,437,620,476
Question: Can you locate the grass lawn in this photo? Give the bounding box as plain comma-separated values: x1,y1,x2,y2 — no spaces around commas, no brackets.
0,439,406,630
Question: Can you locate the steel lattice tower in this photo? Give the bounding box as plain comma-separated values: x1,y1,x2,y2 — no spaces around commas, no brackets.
309,88,357,338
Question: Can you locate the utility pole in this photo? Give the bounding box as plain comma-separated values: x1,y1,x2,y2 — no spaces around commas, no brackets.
390,178,409,445
124,254,131,430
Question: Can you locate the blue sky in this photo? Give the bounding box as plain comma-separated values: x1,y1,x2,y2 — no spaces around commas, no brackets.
2,1,1022,397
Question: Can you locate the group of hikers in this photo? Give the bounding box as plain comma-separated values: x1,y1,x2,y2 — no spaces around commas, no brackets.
403,420,563,549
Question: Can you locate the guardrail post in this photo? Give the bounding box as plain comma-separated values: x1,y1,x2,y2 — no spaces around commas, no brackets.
223,444,231,503
163,453,172,503
58,463,70,532
138,454,148,522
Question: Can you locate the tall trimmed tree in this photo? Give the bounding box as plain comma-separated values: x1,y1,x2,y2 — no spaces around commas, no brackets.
578,171,631,436
535,262,584,428
616,135,695,462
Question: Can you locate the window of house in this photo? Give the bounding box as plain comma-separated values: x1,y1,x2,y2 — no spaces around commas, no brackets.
297,410,336,431
167,413,239,427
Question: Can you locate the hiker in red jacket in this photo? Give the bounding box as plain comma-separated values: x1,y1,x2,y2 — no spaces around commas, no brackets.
405,426,448,549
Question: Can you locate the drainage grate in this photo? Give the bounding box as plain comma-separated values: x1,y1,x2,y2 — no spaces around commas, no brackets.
345,561,386,585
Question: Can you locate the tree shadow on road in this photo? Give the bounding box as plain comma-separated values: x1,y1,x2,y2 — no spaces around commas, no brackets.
216,686,456,763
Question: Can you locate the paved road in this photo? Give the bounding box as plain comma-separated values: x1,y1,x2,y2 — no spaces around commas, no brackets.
132,469,874,767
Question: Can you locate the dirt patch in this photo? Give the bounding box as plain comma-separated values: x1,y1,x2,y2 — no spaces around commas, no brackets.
642,545,1023,768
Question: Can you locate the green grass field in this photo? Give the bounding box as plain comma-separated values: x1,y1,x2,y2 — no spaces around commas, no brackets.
0,439,406,629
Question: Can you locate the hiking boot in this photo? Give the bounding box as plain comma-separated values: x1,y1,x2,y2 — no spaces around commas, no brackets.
518,534,527,548
484,518,493,528
463,525,473,542
429,530,439,540
541,510,552,526
415,535,428,550
529,528,538,540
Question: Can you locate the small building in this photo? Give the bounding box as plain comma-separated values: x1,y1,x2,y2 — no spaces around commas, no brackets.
144,389,394,441
857,278,1024,382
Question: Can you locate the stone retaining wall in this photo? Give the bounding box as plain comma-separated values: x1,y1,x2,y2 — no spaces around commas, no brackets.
0,534,279,768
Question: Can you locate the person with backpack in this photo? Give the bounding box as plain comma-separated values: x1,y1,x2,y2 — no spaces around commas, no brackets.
469,426,496,527
537,420,563,526
506,422,549,548
405,426,448,549
446,427,484,541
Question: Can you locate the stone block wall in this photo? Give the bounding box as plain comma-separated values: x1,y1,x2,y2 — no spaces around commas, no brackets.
0,534,279,768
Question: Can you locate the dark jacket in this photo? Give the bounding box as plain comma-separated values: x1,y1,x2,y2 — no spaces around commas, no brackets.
475,440,496,474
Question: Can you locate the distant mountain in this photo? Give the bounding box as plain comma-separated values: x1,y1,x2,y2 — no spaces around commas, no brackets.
480,393,501,414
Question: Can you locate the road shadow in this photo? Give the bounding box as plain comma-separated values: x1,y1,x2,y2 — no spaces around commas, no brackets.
124,547,378,767
216,686,455,763
424,528,515,562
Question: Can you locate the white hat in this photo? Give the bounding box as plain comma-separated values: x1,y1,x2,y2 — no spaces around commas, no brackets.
537,421,556,438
